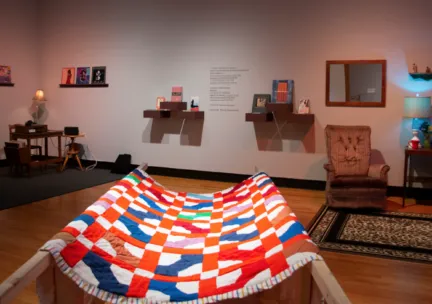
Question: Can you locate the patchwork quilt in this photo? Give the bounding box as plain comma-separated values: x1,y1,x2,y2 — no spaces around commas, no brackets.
41,168,321,304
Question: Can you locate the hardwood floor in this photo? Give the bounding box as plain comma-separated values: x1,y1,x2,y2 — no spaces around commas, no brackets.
1,175,431,304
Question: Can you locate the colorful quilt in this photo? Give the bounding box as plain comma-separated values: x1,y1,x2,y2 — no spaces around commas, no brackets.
41,168,321,304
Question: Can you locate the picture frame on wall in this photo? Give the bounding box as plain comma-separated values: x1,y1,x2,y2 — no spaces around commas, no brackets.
271,80,294,103
76,67,91,85
61,67,76,85
0,65,12,83
252,94,271,113
91,66,106,84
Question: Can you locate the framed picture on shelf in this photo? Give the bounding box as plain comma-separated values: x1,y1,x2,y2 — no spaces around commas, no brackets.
91,66,106,84
271,80,294,103
76,67,90,85
298,99,310,114
252,94,271,113
61,67,76,85
156,96,166,110
0,65,12,83
191,96,199,111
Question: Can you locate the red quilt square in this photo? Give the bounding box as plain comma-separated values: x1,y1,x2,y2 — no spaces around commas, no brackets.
127,275,150,297
60,240,89,268
266,251,288,276
82,222,106,243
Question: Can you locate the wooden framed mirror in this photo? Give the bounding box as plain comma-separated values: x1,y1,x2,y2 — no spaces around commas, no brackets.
326,60,386,107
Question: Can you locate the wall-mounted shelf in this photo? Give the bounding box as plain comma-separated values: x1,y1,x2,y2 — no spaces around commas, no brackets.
0,83,14,87
144,110,171,118
278,113,315,124
160,102,187,111
143,110,204,120
245,102,314,124
409,73,432,80
265,103,293,112
175,111,205,119
245,113,274,122
59,84,109,88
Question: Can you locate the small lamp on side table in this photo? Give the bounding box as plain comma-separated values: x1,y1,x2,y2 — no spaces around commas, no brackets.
32,89,47,124
404,95,431,149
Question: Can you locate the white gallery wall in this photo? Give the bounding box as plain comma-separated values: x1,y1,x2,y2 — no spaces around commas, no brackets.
0,0,41,158
7,0,432,186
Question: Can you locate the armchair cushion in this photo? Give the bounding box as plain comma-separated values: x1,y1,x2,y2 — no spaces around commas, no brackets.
325,125,371,176
330,176,387,188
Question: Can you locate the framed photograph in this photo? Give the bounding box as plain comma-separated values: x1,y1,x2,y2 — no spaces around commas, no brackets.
271,80,294,103
252,94,271,113
0,65,12,83
61,67,76,85
156,96,166,110
298,99,310,114
76,67,90,85
91,66,106,84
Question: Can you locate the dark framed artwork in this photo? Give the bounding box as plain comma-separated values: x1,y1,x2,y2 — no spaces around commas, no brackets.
91,66,106,84
271,80,294,103
252,94,271,113
76,67,91,85
0,65,12,83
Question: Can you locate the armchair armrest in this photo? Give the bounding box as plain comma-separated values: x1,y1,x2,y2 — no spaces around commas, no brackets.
323,163,335,172
368,164,390,182
323,163,335,183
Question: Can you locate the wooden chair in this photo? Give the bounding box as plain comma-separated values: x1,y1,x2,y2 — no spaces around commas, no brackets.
4,143,45,176
8,124,42,156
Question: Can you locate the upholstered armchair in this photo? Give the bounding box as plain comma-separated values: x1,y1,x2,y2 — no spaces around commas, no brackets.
324,125,390,209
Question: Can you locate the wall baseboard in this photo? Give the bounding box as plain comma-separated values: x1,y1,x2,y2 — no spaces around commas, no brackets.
3,159,431,200
80,160,431,200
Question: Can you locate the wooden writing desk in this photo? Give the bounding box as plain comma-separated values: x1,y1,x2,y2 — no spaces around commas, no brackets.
10,130,63,165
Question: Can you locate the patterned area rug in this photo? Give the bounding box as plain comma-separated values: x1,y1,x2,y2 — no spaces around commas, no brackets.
307,205,432,263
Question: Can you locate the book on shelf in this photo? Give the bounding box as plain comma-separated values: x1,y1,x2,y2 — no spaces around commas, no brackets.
171,86,183,102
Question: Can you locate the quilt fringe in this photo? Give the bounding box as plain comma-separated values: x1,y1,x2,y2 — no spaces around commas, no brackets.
41,242,322,304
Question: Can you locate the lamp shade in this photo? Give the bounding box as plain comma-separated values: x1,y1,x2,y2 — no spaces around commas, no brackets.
32,89,47,103
404,96,431,118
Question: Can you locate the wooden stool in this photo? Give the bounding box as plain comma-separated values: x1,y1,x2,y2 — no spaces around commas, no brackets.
61,134,85,172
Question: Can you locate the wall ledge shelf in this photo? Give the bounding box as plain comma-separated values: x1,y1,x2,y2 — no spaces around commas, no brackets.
245,113,274,122
59,84,109,88
0,83,15,87
409,73,432,80
160,102,187,111
246,102,314,123
265,103,294,112
143,110,204,120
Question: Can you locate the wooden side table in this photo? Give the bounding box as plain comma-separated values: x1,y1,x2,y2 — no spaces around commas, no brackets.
61,134,85,171
403,147,432,207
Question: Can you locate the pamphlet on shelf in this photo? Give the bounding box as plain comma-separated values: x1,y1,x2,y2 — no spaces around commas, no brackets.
171,86,183,102
191,96,199,111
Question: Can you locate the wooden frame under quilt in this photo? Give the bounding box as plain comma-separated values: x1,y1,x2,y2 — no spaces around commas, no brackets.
0,164,350,304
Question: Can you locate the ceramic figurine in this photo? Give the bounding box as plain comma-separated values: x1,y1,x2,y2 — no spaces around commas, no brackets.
408,130,421,149
426,66,431,73
413,63,418,73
